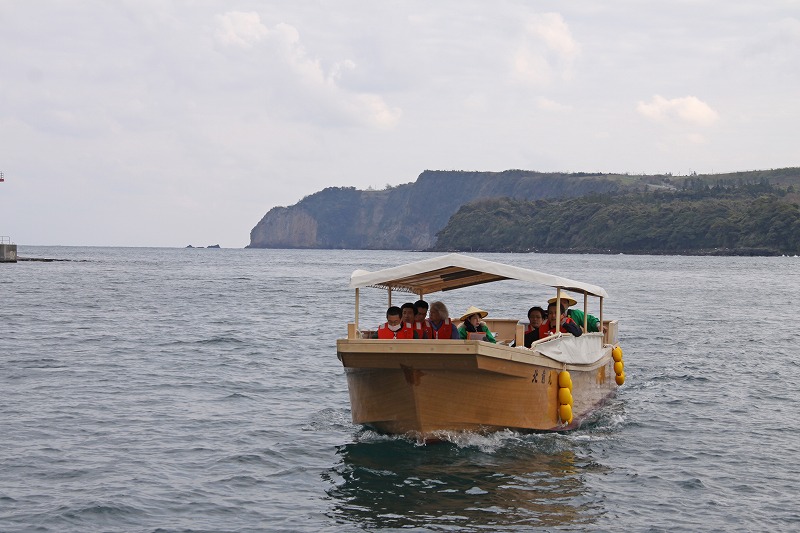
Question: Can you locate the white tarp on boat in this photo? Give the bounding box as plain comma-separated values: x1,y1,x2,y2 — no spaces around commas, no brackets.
534,333,605,365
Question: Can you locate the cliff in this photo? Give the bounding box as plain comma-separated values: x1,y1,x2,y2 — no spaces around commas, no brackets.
433,181,800,255
248,170,624,249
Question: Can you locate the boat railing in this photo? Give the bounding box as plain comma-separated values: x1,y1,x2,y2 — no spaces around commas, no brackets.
529,332,563,348
603,320,619,345
348,320,525,343
529,322,619,348
348,320,619,346
348,323,367,339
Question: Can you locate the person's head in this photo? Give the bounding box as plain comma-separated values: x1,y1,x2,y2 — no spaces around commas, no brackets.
547,302,566,325
528,306,545,328
414,300,429,322
401,302,416,323
459,306,488,328
386,306,402,327
547,294,577,309
429,301,449,323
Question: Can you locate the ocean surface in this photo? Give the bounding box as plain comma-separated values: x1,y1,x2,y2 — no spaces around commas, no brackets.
1,247,798,532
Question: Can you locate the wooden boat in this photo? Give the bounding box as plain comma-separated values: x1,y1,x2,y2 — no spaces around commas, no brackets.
336,254,624,439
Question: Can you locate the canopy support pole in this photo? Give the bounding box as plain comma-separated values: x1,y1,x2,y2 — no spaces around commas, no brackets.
354,288,360,330
583,293,588,332
599,297,604,339
556,288,562,327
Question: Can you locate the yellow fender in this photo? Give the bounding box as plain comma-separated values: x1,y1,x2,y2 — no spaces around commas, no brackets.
557,370,574,424
559,404,573,424
612,345,625,386
612,346,623,362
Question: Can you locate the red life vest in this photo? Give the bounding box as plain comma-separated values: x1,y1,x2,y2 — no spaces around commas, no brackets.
377,322,415,339
525,319,545,333
421,323,433,339
427,318,454,339
539,316,578,337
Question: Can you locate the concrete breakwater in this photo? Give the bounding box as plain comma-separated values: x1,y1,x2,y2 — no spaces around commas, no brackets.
1,243,17,263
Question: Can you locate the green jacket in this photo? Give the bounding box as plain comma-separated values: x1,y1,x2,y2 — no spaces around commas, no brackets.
567,309,601,332
458,323,497,343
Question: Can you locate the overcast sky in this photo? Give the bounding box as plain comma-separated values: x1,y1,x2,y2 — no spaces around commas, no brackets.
1,1,798,247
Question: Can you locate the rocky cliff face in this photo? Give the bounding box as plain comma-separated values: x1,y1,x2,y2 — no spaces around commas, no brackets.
248,170,623,249
249,207,318,248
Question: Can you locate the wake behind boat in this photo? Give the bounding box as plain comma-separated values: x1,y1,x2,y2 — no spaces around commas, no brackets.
336,254,625,440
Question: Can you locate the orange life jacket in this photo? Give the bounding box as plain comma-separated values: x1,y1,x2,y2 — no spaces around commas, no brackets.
377,322,415,339
539,316,579,337
427,318,454,339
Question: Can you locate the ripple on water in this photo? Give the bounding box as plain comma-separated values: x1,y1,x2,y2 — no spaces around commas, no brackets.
3,249,800,532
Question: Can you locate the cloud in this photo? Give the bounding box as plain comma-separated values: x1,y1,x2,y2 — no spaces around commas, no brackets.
215,11,269,48
686,132,707,144
528,13,579,60
352,94,402,129
513,13,579,86
637,95,719,126
212,14,399,129
272,22,327,85
537,97,571,112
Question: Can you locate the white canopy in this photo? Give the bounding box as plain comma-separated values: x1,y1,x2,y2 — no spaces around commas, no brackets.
349,253,608,298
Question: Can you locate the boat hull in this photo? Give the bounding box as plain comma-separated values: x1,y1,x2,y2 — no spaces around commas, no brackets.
337,339,618,437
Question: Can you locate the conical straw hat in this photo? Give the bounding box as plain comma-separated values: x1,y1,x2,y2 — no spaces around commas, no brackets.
459,305,489,322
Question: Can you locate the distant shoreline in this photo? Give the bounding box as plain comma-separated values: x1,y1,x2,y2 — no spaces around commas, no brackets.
429,246,789,257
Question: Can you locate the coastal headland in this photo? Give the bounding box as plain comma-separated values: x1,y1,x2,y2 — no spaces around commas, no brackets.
248,168,800,256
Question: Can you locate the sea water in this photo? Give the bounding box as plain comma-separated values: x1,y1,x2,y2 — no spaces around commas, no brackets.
1,247,798,532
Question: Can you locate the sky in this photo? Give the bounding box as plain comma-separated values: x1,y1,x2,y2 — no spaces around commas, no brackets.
1,1,798,247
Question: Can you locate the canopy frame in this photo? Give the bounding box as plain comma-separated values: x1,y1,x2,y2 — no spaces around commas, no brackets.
349,254,608,332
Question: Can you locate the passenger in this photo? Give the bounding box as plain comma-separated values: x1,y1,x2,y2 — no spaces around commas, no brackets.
400,301,425,338
400,302,416,324
524,306,546,348
426,301,460,339
458,306,497,343
414,300,429,322
415,300,433,339
539,302,582,338
548,295,601,332
524,306,546,334
377,306,417,339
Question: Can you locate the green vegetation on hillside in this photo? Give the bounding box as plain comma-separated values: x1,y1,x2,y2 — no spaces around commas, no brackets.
433,181,800,255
